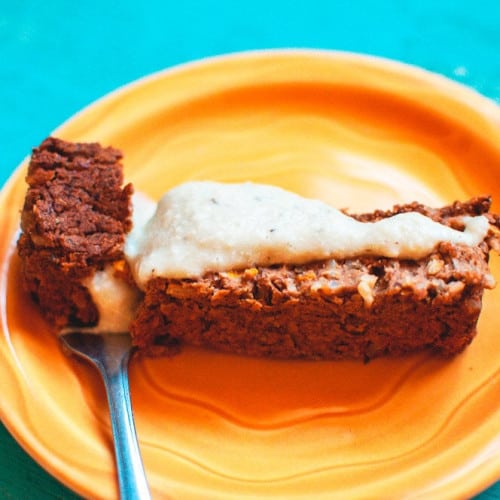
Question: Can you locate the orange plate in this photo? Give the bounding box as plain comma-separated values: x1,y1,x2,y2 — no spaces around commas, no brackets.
1,50,500,499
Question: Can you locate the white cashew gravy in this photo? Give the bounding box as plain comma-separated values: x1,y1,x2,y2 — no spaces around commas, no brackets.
125,181,489,286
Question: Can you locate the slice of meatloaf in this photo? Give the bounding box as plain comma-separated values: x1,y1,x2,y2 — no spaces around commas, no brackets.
130,197,500,360
17,137,133,327
16,137,500,361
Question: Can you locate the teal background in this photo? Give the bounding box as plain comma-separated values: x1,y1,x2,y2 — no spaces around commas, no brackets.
1,1,499,498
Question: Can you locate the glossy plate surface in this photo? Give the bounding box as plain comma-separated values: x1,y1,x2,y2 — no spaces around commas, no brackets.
1,50,500,499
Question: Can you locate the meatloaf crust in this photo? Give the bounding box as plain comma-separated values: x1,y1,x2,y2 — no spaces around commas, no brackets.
130,197,500,360
17,137,133,327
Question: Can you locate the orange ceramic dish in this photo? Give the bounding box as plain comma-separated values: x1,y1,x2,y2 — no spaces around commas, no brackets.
1,50,500,499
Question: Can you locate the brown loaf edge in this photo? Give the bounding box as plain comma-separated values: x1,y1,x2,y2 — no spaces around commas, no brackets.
130,198,500,361
17,137,133,328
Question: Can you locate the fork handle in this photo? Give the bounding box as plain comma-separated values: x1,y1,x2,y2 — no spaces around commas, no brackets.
101,355,151,500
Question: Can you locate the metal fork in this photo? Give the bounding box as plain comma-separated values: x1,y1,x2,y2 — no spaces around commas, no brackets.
61,332,151,500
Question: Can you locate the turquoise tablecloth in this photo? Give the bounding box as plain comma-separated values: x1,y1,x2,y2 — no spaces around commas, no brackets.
1,1,499,498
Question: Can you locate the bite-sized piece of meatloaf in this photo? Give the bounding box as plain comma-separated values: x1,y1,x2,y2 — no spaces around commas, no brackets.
130,197,500,360
17,137,133,327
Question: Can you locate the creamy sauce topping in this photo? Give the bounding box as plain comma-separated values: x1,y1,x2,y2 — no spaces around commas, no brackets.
83,266,141,333
125,181,490,286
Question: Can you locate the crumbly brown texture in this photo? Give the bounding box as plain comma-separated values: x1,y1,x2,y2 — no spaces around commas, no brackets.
17,137,500,361
17,137,133,327
130,198,500,360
